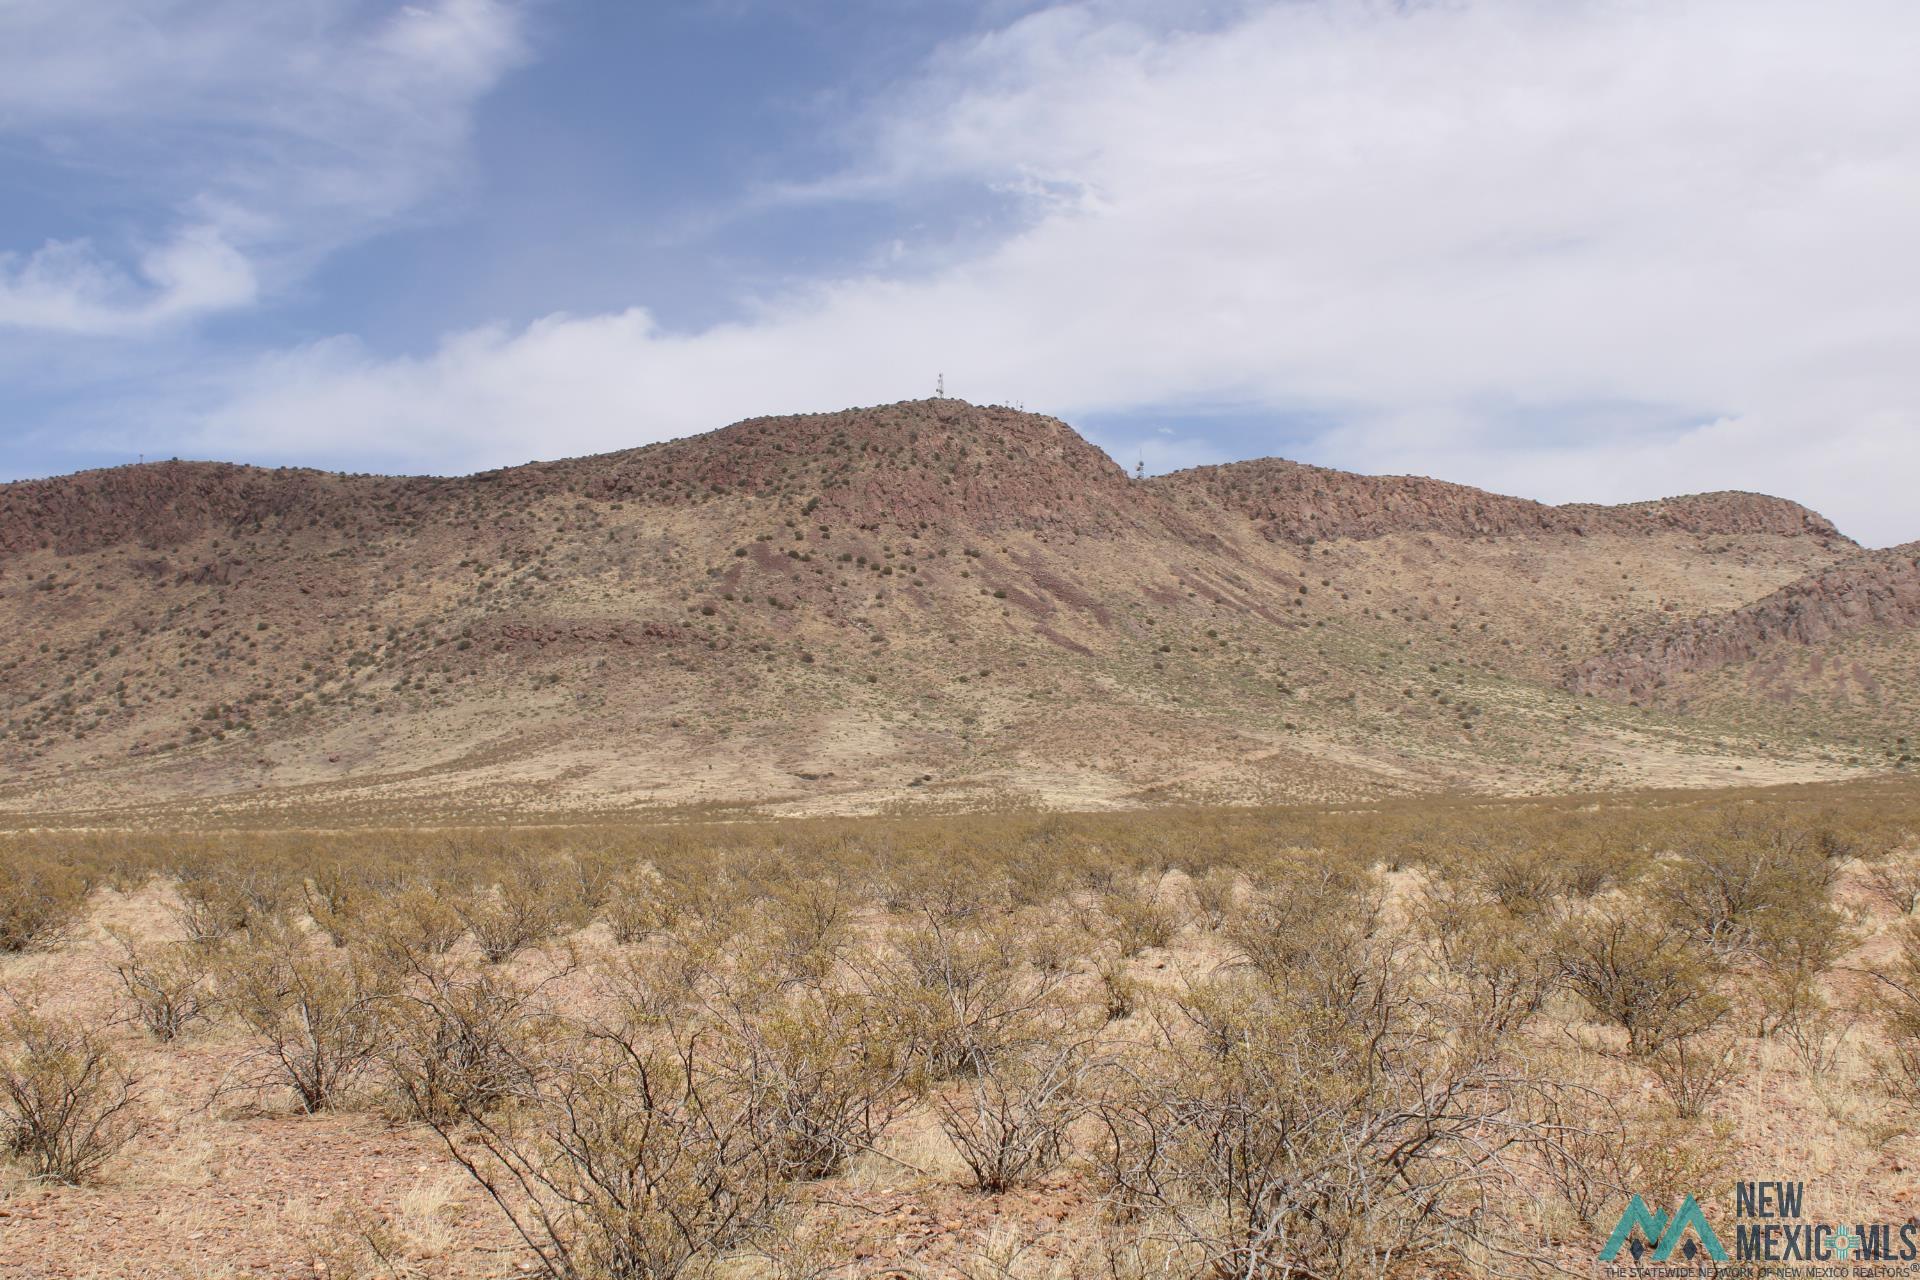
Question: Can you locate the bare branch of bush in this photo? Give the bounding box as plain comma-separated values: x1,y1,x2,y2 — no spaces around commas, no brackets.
0,1008,138,1185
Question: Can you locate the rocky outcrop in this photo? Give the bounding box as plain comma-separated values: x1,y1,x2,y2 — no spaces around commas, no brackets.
0,461,435,556
1,401,1173,558
5,405,1853,562
1157,457,1850,546
1565,492,1850,541
561,399,1168,536
1567,544,1920,700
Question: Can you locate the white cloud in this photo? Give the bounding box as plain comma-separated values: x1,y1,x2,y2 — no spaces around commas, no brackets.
169,0,1920,545
0,0,524,334
0,226,256,336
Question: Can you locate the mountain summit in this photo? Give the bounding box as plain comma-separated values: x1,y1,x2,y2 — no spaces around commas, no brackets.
1,401,1909,819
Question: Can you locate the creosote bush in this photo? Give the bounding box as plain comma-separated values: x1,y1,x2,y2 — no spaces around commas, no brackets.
1100,925,1556,1277
0,856,89,953
454,859,568,964
217,922,388,1112
172,858,292,946
1873,920,1920,1104
383,957,554,1125
1553,911,1728,1056
866,915,1071,1080
0,1009,138,1185
934,1035,1102,1193
711,986,912,1181
0,778,1914,1275
111,933,213,1041
426,1020,788,1280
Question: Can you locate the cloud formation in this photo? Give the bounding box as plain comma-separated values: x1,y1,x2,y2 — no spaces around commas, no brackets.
0,0,524,333
7,1,1918,545
0,227,256,336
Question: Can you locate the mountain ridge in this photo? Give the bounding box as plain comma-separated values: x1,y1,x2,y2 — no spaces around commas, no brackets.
1569,541,1920,702
4,399,1856,553
1,399,1910,819
1154,456,1851,546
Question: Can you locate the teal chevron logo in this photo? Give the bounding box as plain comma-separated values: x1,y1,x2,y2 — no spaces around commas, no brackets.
1600,1194,1728,1263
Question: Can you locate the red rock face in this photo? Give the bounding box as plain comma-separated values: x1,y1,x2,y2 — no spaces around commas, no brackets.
1567,544,1920,701
1155,457,1851,546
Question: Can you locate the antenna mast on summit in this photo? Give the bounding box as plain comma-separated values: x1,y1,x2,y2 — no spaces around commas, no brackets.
1135,452,1145,481
935,373,946,399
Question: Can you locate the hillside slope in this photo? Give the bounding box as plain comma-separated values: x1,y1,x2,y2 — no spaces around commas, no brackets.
0,399,1904,820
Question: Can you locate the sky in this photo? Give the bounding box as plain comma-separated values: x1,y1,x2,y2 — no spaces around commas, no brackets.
1,0,1916,547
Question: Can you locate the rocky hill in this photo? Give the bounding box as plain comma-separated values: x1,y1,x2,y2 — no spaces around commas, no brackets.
0,399,1908,821
1569,543,1920,702
1157,457,1850,546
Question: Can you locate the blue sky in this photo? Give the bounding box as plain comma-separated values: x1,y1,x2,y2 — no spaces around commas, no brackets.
2,0,1917,545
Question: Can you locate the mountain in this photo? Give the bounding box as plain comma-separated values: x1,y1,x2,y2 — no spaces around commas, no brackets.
0,399,1908,821
1567,543,1920,760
